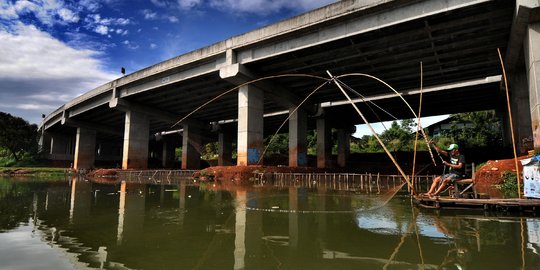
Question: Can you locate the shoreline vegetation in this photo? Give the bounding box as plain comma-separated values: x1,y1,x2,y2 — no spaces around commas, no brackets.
0,167,70,177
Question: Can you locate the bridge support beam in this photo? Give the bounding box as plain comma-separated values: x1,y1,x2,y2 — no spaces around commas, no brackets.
182,121,202,169
218,131,233,166
316,118,332,168
525,22,540,149
123,111,149,169
74,127,96,170
237,84,264,166
289,107,307,167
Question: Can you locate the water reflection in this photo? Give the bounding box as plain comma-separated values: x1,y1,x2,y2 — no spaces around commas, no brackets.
0,176,539,269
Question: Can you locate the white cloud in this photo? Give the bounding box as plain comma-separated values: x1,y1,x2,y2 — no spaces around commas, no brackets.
95,25,108,35
0,1,19,20
86,13,131,26
142,9,158,20
0,23,116,124
167,15,179,22
0,0,82,26
150,43,157,49
208,0,336,14
79,0,101,12
122,40,139,50
115,28,128,35
177,0,203,10
58,8,79,23
151,0,169,8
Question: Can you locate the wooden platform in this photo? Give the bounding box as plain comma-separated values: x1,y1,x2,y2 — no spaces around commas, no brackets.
413,195,540,213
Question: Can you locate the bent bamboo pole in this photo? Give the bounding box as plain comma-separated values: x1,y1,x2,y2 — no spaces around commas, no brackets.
412,62,423,187
497,48,521,198
327,70,416,195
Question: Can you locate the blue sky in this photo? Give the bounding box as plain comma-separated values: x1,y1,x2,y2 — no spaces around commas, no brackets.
0,0,336,125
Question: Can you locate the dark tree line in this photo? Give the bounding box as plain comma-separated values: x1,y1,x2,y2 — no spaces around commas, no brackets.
0,112,39,162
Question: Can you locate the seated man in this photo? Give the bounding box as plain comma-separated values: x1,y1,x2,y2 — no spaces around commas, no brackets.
426,142,465,198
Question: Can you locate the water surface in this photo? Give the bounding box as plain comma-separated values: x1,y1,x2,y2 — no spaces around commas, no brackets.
0,176,539,269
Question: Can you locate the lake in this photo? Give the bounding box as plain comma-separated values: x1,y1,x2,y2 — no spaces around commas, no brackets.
0,175,539,269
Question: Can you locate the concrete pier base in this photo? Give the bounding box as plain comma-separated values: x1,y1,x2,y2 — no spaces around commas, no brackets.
289,108,307,167
182,121,202,169
237,85,264,166
122,111,149,169
74,127,96,170
316,118,331,168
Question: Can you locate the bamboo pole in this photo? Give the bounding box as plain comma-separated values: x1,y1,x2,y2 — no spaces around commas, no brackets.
497,48,521,198
412,62,424,190
336,73,436,166
327,70,416,195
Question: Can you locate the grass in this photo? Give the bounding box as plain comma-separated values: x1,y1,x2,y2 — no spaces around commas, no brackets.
0,166,70,177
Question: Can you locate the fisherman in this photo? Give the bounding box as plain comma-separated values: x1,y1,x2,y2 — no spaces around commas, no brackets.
426,141,465,198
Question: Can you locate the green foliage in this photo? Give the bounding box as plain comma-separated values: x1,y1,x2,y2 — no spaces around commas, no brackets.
351,119,428,153
499,171,519,197
201,142,218,160
175,147,182,161
440,111,502,149
0,112,39,163
264,133,289,156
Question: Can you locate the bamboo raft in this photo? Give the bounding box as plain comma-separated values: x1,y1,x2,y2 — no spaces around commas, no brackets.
413,195,540,213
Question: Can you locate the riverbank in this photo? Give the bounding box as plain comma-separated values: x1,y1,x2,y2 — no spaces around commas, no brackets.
0,167,69,177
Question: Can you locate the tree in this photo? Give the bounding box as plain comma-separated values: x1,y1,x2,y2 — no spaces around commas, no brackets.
441,111,502,148
380,119,416,152
0,112,38,161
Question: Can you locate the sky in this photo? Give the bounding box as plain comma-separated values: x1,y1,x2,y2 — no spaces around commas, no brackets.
353,115,450,138
0,0,337,125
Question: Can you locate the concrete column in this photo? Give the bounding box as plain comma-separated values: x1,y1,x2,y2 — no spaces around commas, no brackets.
39,131,51,155
162,138,176,168
50,133,75,162
525,22,540,149
237,84,264,166
182,121,202,169
74,127,96,170
289,108,308,167
316,118,331,168
218,131,233,166
50,133,69,155
122,110,149,169
337,129,350,167
510,70,534,154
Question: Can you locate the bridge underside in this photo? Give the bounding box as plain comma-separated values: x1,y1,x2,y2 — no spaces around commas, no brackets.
41,0,540,170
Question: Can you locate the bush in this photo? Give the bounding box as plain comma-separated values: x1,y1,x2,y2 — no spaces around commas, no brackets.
499,171,519,197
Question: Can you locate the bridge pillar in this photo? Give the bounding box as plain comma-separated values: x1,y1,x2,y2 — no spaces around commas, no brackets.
181,121,202,169
237,84,264,166
525,22,540,149
289,107,307,167
162,138,176,168
316,118,332,168
218,131,233,166
337,128,351,168
74,127,96,170
38,131,51,155
220,62,265,166
509,70,533,154
50,133,75,162
122,110,149,169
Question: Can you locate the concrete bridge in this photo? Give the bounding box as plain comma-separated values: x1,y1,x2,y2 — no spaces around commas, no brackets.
40,0,540,170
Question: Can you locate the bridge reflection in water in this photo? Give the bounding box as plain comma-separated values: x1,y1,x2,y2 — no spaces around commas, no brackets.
0,175,538,269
